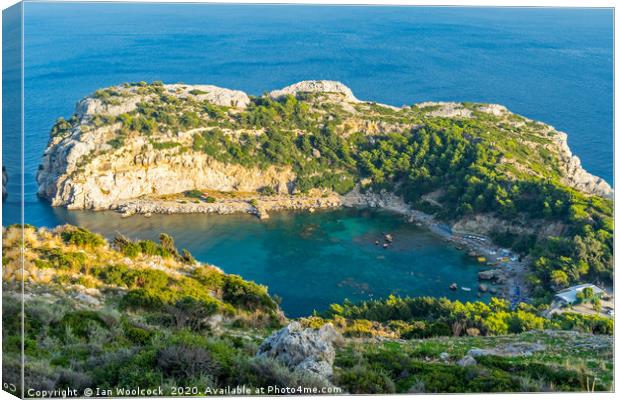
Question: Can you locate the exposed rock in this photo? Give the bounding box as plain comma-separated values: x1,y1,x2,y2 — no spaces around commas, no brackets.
478,104,508,116
270,80,360,102
256,322,343,378
478,269,507,284
113,191,341,218
552,131,613,198
416,102,472,118
452,213,566,238
439,352,450,361
294,358,333,377
468,342,546,358
38,145,297,210
74,292,101,307
76,95,142,119
457,355,477,367
167,84,250,108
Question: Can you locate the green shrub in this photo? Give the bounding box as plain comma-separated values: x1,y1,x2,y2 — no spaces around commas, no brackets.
554,312,613,335
167,297,220,330
192,267,224,290
122,288,175,309
222,275,276,311
151,141,180,150
336,364,396,394
157,344,219,380
40,248,87,273
52,311,106,340
61,228,105,248
122,321,154,345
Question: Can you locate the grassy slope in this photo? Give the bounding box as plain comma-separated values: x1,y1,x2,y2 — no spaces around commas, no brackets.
335,330,613,393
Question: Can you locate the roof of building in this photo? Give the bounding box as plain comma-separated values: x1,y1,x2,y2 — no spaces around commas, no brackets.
554,284,605,304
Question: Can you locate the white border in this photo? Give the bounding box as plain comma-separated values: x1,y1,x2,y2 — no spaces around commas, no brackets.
0,1,617,400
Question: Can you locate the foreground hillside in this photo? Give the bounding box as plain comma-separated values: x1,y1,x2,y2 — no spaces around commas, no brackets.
2,226,613,394
36,80,613,300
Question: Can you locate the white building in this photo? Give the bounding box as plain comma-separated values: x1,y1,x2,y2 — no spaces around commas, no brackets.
554,284,605,305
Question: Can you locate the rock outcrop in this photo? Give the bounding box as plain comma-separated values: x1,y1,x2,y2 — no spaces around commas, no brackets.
37,80,612,212
38,143,296,210
256,322,343,379
467,342,546,358
270,80,360,102
552,131,613,198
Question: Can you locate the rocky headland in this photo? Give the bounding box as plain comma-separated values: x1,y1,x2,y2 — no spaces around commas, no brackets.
34,80,614,302
37,80,611,214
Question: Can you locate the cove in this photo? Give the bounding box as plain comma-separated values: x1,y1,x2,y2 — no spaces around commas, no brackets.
51,207,489,317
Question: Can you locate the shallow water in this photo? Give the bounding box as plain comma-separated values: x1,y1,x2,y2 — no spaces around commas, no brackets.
51,207,488,317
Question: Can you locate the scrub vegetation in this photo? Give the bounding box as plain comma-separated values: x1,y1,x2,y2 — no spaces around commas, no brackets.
2,225,613,395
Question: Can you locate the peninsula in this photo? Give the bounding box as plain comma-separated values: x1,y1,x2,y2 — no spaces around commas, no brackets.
36,80,614,302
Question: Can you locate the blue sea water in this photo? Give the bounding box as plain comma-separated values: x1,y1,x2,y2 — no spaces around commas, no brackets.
1,3,613,316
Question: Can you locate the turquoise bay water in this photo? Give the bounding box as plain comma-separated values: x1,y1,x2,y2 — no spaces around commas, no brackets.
1,4,612,315
53,207,487,317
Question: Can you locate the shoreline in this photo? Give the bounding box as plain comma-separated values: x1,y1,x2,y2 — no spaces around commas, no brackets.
107,187,530,305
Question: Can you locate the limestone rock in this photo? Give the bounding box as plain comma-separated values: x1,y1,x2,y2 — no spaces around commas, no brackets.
294,358,333,378
478,269,507,284
457,355,477,367
256,322,342,378
468,342,546,358
416,102,472,118
167,84,250,108
270,80,360,102
74,292,101,307
76,95,142,118
551,131,613,198
478,104,508,116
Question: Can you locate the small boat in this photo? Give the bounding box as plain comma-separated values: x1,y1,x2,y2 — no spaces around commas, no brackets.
449,283,458,291
461,287,472,292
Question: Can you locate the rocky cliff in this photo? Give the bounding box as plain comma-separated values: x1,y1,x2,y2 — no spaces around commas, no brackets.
37,80,612,212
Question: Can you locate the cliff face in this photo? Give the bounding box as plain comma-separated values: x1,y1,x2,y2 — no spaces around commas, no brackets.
38,140,295,210
37,83,295,210
551,131,612,196
37,80,612,211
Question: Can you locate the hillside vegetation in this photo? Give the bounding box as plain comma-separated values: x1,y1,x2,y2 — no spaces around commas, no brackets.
2,225,613,394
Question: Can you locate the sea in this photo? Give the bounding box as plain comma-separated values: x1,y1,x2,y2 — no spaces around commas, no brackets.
1,3,613,316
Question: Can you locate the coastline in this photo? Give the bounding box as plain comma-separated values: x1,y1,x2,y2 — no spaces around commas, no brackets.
108,186,529,304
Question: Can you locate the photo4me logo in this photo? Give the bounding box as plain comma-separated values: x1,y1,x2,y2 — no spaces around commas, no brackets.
204,385,342,395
